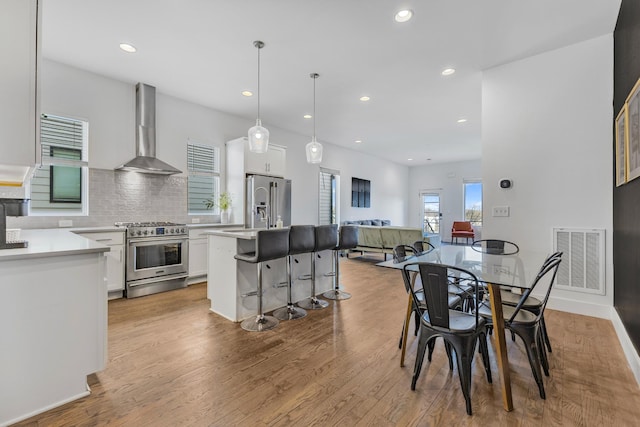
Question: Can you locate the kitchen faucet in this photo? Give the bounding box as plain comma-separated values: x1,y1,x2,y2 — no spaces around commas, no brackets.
254,186,271,228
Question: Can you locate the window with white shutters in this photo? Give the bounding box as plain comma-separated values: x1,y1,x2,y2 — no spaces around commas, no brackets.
188,141,220,215
30,114,88,214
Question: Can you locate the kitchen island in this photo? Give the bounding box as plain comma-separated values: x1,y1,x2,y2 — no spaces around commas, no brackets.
0,229,109,426
205,229,334,322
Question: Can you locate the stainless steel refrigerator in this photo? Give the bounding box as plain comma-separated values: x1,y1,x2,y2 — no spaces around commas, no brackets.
245,174,291,229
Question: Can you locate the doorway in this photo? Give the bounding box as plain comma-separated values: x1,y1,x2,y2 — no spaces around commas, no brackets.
319,168,339,225
420,191,442,239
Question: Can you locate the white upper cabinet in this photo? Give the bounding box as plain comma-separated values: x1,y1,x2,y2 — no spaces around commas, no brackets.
227,137,286,178
0,0,40,184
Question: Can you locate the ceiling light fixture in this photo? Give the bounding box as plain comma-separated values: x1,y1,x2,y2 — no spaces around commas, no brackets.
119,43,136,53
394,9,413,23
303,114,312,119
355,140,362,144
241,91,253,97
306,73,323,164
441,68,456,76
457,118,467,123
408,158,413,161
360,96,371,102
248,40,269,153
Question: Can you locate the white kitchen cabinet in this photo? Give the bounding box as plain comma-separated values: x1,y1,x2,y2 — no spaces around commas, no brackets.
227,137,286,178
76,231,125,295
188,228,210,283
0,0,40,184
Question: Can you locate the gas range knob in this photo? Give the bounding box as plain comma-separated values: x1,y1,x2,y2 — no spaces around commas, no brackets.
143,230,148,235
180,228,185,233
136,230,142,236
169,228,175,233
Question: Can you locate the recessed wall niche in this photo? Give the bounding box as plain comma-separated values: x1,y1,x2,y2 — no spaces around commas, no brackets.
351,177,370,208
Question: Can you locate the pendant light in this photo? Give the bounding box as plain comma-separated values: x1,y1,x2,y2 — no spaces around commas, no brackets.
248,40,269,153
306,73,323,164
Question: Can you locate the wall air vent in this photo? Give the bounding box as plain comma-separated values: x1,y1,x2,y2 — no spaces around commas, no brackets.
553,228,605,295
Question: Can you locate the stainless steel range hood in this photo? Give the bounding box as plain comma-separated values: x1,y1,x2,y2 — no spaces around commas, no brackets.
115,83,181,175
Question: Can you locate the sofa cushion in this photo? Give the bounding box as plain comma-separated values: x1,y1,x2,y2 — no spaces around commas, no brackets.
381,220,391,226
356,226,383,247
360,220,372,225
371,219,382,226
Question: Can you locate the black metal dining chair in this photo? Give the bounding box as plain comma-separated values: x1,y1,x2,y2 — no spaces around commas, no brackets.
471,239,520,255
403,262,492,415
477,255,562,399
412,240,436,255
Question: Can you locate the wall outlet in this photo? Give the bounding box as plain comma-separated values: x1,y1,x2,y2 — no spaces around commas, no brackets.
58,219,73,227
492,206,510,217
192,218,200,224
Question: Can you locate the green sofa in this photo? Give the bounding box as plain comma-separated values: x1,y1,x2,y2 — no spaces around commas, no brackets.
348,225,430,258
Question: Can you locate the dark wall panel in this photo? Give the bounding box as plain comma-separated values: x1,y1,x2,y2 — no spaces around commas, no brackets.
614,0,640,353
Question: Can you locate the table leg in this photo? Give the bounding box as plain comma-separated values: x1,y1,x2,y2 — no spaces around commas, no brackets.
487,282,514,411
401,293,413,367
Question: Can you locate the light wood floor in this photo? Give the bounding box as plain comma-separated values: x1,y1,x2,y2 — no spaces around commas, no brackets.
15,255,640,426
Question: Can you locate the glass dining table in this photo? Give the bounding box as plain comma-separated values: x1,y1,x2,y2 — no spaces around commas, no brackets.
376,244,550,412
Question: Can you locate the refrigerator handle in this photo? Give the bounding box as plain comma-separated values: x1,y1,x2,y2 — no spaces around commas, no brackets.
271,182,278,227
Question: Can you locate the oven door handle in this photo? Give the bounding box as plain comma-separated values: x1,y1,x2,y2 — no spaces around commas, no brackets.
128,237,188,246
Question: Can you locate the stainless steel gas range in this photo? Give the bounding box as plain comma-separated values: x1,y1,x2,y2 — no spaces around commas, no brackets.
115,221,189,298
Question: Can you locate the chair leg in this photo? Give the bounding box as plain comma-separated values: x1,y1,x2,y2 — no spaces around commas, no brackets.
411,331,431,390
479,332,492,383
273,256,307,321
399,295,413,367
512,326,546,399
241,262,279,332
451,337,476,415
541,315,553,353
323,249,352,300
297,252,329,310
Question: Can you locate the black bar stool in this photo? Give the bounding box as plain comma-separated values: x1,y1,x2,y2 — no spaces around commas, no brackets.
323,225,357,300
298,224,338,310
234,228,289,332
273,225,314,321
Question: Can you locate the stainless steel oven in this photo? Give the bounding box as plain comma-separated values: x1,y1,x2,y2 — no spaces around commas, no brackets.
116,222,189,298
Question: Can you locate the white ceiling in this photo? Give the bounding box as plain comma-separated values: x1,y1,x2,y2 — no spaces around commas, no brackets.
42,0,621,166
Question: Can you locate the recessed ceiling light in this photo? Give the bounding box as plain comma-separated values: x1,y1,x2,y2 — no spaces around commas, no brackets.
441,68,456,76
355,140,362,144
408,158,413,161
360,96,370,102
241,91,253,97
119,43,137,53
303,114,312,119
394,9,413,23
457,118,467,123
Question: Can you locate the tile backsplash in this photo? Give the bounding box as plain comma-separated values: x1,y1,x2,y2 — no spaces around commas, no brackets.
6,168,221,229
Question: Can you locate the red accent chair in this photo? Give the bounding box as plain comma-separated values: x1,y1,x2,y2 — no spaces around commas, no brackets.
451,221,474,244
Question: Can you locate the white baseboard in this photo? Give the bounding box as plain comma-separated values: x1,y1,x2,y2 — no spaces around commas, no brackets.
610,309,640,388
546,295,611,319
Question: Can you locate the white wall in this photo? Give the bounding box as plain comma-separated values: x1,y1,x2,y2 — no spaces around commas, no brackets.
482,34,614,312
41,59,409,227
408,159,482,242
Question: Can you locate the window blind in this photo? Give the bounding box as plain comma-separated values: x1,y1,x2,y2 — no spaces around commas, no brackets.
187,142,220,214
40,114,88,167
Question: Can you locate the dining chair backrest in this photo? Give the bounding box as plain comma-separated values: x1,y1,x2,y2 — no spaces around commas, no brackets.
508,255,562,324
403,262,480,330
393,244,415,262
471,239,519,255
412,240,435,255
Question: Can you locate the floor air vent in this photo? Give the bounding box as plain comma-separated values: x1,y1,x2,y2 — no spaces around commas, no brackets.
553,228,605,295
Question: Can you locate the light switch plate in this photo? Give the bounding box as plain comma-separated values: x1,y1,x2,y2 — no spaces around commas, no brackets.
192,218,200,224
492,206,510,217
58,219,73,227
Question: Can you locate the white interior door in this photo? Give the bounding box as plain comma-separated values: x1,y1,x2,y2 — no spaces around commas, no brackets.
420,191,442,239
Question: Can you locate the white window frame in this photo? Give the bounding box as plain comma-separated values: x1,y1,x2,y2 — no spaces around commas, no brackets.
187,141,220,215
463,179,482,227
28,113,89,216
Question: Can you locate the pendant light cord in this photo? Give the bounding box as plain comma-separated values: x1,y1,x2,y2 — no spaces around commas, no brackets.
313,75,316,138
257,46,261,120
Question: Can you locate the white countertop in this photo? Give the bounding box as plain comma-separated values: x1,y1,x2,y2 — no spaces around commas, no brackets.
0,229,110,261
204,228,258,240
187,223,243,229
